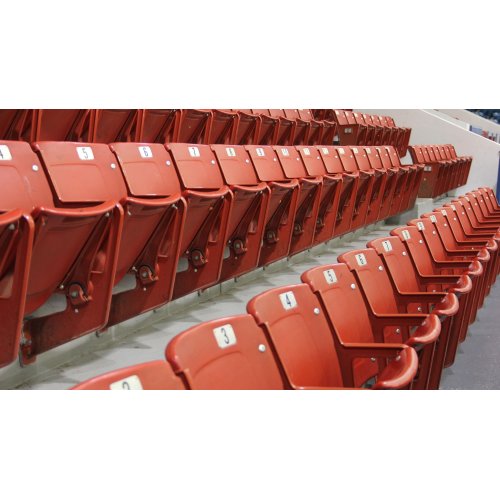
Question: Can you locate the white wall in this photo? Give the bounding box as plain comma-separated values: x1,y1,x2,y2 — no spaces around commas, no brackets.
436,109,500,136
356,109,500,196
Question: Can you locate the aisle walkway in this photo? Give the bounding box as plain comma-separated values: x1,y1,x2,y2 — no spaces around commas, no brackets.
440,280,500,389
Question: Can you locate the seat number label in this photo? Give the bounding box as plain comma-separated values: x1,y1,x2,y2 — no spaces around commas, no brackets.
429,215,437,223
338,148,345,155
382,240,393,252
323,269,338,284
417,222,425,231
303,147,311,156
279,291,297,310
281,148,290,156
256,147,265,157
451,204,457,211
139,146,153,158
213,324,237,349
0,145,12,160
77,146,94,160
321,147,329,155
424,166,432,172
402,229,411,240
352,147,358,153
110,375,143,390
188,146,200,157
441,209,447,216
225,147,236,157
355,253,368,266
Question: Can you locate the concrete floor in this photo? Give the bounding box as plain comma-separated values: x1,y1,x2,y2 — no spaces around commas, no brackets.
7,195,499,390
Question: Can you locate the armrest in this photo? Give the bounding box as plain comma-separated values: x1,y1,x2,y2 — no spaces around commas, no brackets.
340,343,418,390
33,200,118,219
417,275,461,285
184,186,231,199
371,313,441,346
433,259,475,270
0,209,24,226
126,193,184,208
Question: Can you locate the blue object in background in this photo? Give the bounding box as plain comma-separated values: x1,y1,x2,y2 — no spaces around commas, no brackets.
497,155,500,200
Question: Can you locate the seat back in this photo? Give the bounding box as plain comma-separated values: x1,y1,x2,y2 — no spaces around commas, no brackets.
0,141,55,213
409,145,425,164
210,145,259,186
166,143,225,190
407,217,450,261
391,226,438,275
365,147,385,170
301,263,375,344
92,109,142,143
338,248,399,314
140,109,179,143
110,143,182,197
35,110,93,141
297,109,315,121
335,146,358,173
273,146,308,178
166,314,285,389
367,236,423,292
295,146,327,176
351,146,373,172
332,109,349,125
72,360,185,390
301,263,380,385
34,142,127,204
244,145,287,182
0,110,34,141
317,146,345,174
247,283,344,389
386,146,404,168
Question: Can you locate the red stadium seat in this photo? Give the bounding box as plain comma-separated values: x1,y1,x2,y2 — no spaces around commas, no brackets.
338,248,457,389
273,146,323,255
365,146,400,219
390,224,483,367
140,109,179,143
301,263,432,388
35,110,94,142
0,110,36,142
247,283,418,389
333,110,368,146
367,236,466,389
166,143,233,298
385,145,423,212
4,141,123,363
106,142,186,325
406,217,489,326
0,206,33,367
241,110,279,145
335,146,374,230
211,145,270,280
267,110,296,146
245,145,300,266
72,360,185,390
92,109,142,143
317,146,358,236
230,110,260,145
295,145,343,244
430,204,498,314
297,109,337,146
173,109,240,144
166,314,285,389
283,109,311,145
408,145,462,198
351,146,387,224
